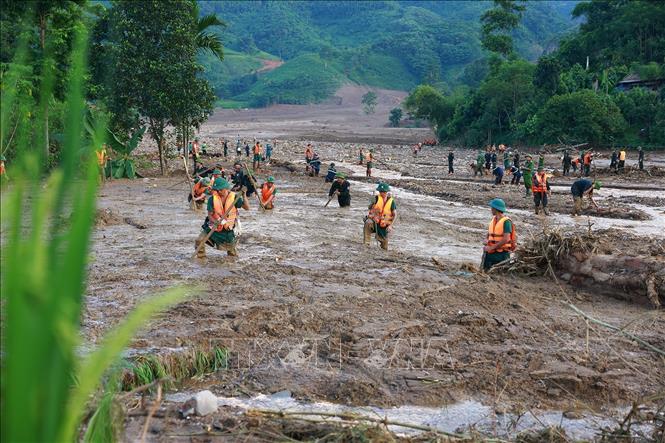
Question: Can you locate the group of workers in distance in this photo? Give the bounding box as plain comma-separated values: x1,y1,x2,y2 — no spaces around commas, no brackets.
185,139,614,272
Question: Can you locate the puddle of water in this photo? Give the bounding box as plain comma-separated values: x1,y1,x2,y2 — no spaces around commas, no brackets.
165,391,656,440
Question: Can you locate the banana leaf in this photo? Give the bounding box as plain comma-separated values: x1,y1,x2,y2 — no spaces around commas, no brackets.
125,160,135,179
113,161,125,179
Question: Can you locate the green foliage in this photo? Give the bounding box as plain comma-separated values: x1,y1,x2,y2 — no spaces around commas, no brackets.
614,88,664,143
389,108,403,127
362,91,378,114
236,53,343,107
104,0,215,174
196,1,576,105
537,90,626,146
480,0,526,56
194,3,225,61
0,28,190,443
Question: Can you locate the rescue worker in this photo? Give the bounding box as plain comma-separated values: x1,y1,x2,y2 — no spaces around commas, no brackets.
448,150,454,174
562,150,571,176
189,177,211,210
571,157,580,173
571,178,601,217
310,152,321,176
305,144,314,173
260,176,277,210
328,172,351,207
483,198,516,271
513,151,520,169
503,149,510,170
532,167,551,215
359,147,365,165
96,144,108,181
252,141,262,171
476,151,485,176
618,149,627,171
490,149,497,170
223,139,228,158
236,138,242,156
583,151,593,177
244,142,250,157
195,177,249,258
522,154,534,198
325,163,337,182
484,149,492,172
366,149,374,178
638,147,644,170
230,162,256,196
509,165,522,185
610,150,618,171
493,165,504,186
265,143,273,162
364,183,396,250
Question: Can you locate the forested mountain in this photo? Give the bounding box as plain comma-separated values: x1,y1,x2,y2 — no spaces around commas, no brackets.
197,1,579,107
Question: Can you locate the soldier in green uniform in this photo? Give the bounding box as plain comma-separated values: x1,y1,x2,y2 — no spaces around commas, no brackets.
522,154,534,198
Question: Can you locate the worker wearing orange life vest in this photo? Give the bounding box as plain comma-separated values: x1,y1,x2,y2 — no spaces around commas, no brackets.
189,177,211,210
364,182,396,250
483,198,516,271
531,167,551,215
618,149,627,171
260,176,277,209
195,177,249,258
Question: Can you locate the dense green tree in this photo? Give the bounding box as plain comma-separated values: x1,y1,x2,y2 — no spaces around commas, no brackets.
361,90,378,114
389,108,403,127
480,0,525,57
533,55,561,95
537,90,626,146
107,0,214,174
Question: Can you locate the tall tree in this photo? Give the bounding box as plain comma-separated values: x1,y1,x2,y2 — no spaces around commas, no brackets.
108,0,214,174
194,3,225,61
480,0,526,57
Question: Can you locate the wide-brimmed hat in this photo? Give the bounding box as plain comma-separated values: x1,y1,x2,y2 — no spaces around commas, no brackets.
377,183,390,192
212,177,231,191
489,198,506,212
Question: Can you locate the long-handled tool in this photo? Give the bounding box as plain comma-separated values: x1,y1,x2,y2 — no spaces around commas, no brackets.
480,251,487,271
324,192,336,207
191,194,241,259
182,155,197,210
241,162,267,211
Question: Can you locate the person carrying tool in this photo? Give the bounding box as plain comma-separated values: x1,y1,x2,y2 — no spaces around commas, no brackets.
364,183,396,250
448,150,454,174
230,162,256,196
328,172,351,207
522,154,534,198
252,141,262,171
638,147,644,170
483,198,516,271
260,176,277,210
532,167,551,215
571,178,601,217
195,177,249,258
325,163,337,182
366,149,374,178
189,177,211,210
618,149,627,171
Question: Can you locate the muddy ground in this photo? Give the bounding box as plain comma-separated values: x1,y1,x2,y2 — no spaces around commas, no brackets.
86,144,665,441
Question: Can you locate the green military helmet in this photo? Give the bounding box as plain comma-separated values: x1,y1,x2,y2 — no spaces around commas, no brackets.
335,172,346,179
267,176,275,183
537,167,544,172
376,182,390,192
593,180,602,190
212,168,222,175
201,177,211,186
211,177,231,191
489,198,507,212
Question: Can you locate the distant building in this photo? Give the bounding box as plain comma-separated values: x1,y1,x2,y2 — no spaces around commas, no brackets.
615,73,665,92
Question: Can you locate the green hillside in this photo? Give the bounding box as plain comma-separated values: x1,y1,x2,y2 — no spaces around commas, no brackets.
198,0,579,108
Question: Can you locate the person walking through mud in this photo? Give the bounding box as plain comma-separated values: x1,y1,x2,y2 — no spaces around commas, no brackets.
189,177,210,210
509,165,522,185
358,147,364,165
366,149,374,178
562,150,572,176
195,178,249,258
305,144,314,173
610,150,618,171
448,150,454,174
532,167,551,215
638,147,644,170
244,142,250,157
259,176,277,210
364,183,396,250
618,149,627,172
571,178,601,217
325,163,337,182
328,172,351,207
583,151,593,177
476,151,485,176
492,165,504,186
522,155,534,198
222,139,228,158
482,198,516,271
252,141,262,171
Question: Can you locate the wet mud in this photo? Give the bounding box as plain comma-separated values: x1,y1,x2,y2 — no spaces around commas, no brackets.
86,142,665,441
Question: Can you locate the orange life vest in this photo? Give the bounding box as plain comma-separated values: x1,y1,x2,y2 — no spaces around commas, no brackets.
532,172,548,193
211,191,237,231
368,195,394,228
96,149,107,167
583,153,592,165
305,147,313,159
487,216,517,253
193,180,207,198
619,151,626,161
254,144,261,155
0,161,5,176
261,183,275,205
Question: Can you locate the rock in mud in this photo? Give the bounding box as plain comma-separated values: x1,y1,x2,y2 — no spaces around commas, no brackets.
184,390,218,416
